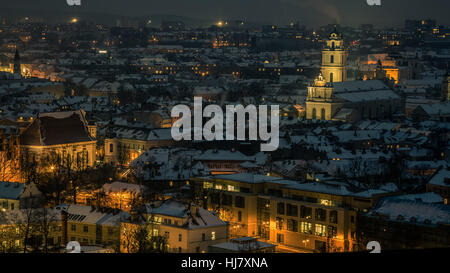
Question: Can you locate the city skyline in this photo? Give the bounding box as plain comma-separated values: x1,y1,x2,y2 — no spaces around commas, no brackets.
0,0,449,27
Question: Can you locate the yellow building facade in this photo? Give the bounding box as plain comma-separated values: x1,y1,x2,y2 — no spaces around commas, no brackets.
192,174,386,253
321,30,347,83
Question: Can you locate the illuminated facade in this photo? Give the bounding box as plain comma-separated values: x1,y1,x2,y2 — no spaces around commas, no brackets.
193,174,389,253
77,181,147,212
321,29,347,83
19,110,97,170
121,199,228,253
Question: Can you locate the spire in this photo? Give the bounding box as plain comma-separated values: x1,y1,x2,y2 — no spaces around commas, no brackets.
13,48,21,75
14,49,20,61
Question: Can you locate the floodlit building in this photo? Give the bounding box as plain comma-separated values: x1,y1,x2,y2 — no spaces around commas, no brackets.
193,173,395,252
320,28,347,83
141,199,228,253
57,204,129,248
19,110,97,170
306,28,402,122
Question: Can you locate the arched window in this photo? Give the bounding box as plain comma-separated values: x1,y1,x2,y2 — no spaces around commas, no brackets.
321,108,326,120
312,108,317,120
331,42,335,49
329,72,334,83
330,55,334,64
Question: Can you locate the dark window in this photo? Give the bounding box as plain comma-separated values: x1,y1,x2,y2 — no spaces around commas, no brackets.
178,234,182,242
286,204,298,217
240,187,250,193
202,233,205,241
287,219,298,232
277,234,284,243
328,226,338,238
268,189,282,197
221,194,232,206
315,208,326,221
210,193,219,205
305,197,318,203
277,202,285,215
351,215,355,224
71,224,76,231
83,226,88,233
300,206,312,219
235,196,245,208
238,211,242,222
330,55,334,63
292,195,304,201
276,217,284,230
330,210,338,224
109,143,114,153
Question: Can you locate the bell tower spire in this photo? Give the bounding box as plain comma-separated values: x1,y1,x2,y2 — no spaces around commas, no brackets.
13,49,21,75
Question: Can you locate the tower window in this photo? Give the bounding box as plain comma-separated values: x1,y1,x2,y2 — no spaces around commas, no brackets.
312,108,317,120
330,55,334,63
321,109,326,120
330,73,334,82
331,42,335,48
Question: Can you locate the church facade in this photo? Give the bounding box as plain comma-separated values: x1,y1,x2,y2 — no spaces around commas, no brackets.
306,29,402,122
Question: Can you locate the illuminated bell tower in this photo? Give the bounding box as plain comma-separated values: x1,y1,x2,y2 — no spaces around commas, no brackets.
321,27,347,83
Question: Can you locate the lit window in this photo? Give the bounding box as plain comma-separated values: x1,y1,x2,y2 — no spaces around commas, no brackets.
211,231,216,241
301,222,312,234
315,224,327,237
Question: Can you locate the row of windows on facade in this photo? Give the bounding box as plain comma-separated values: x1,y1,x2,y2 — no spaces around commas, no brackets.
163,231,216,242
276,218,345,239
203,182,250,193
277,202,351,224
70,224,115,235
110,143,146,153
210,193,246,208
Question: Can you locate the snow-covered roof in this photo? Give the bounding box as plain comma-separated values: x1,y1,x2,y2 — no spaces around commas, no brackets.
428,168,450,187
369,199,450,225
145,199,227,229
56,204,130,227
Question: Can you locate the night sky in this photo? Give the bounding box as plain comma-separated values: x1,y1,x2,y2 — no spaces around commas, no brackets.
0,0,448,27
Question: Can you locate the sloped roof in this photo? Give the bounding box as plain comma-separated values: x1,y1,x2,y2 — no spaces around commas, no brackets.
20,110,94,146
0,182,24,200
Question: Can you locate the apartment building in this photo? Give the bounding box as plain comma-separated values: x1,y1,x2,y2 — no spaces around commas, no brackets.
124,199,228,253
192,173,393,252
57,204,130,248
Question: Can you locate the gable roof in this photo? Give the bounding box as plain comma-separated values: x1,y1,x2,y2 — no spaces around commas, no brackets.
20,110,94,146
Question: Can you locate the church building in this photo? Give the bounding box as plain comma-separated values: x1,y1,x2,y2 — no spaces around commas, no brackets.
306,28,402,122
